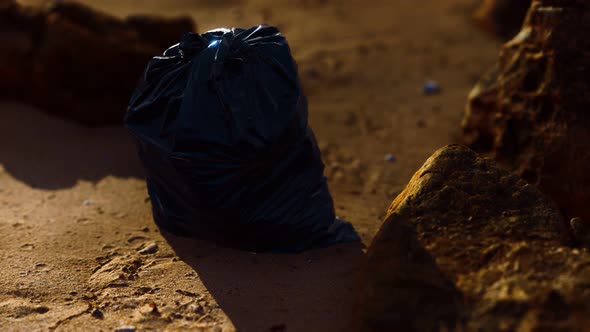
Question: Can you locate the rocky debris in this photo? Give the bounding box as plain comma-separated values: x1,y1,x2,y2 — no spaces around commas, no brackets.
114,326,136,332
422,80,441,95
0,0,195,126
138,242,158,255
360,145,590,331
91,307,104,319
383,153,396,163
473,0,532,39
139,302,160,316
463,0,590,228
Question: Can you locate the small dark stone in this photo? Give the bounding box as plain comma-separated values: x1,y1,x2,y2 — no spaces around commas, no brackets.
34,306,49,314
114,326,136,332
91,308,103,319
138,242,158,255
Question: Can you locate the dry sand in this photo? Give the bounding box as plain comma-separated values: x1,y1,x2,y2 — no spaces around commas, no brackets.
1,0,500,330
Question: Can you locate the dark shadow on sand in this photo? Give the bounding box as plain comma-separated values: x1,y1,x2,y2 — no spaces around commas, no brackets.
0,102,144,189
162,231,366,332
0,101,367,330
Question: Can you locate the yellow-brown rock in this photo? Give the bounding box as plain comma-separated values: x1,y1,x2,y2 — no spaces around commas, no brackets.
360,145,590,331
463,0,590,228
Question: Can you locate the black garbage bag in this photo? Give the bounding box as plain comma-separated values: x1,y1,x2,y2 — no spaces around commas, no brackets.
125,25,360,252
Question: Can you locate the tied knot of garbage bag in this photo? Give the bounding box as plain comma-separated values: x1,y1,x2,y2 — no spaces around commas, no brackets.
177,32,208,59
125,25,360,252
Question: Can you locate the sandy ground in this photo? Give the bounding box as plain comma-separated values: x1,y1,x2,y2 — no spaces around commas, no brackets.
1,0,501,331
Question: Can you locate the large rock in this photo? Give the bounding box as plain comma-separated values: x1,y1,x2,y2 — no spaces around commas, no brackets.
474,0,532,40
462,0,590,228
359,209,462,332
0,1,194,126
361,145,590,331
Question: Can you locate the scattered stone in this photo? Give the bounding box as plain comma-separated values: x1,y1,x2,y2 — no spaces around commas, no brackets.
114,326,136,332
175,289,201,298
138,242,158,255
34,306,49,314
34,263,51,272
76,217,91,224
20,243,34,251
422,80,441,95
360,145,590,331
83,199,93,206
169,312,183,319
383,153,396,163
188,303,205,315
91,308,103,319
139,302,160,316
463,0,590,227
473,0,532,39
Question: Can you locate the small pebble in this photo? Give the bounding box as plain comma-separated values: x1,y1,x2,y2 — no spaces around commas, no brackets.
139,242,158,255
189,303,205,314
139,302,160,316
423,80,441,95
115,326,136,332
384,154,397,163
91,308,103,319
83,199,93,206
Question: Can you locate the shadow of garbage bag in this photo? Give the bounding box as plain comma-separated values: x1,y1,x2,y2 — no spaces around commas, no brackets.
125,25,360,253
